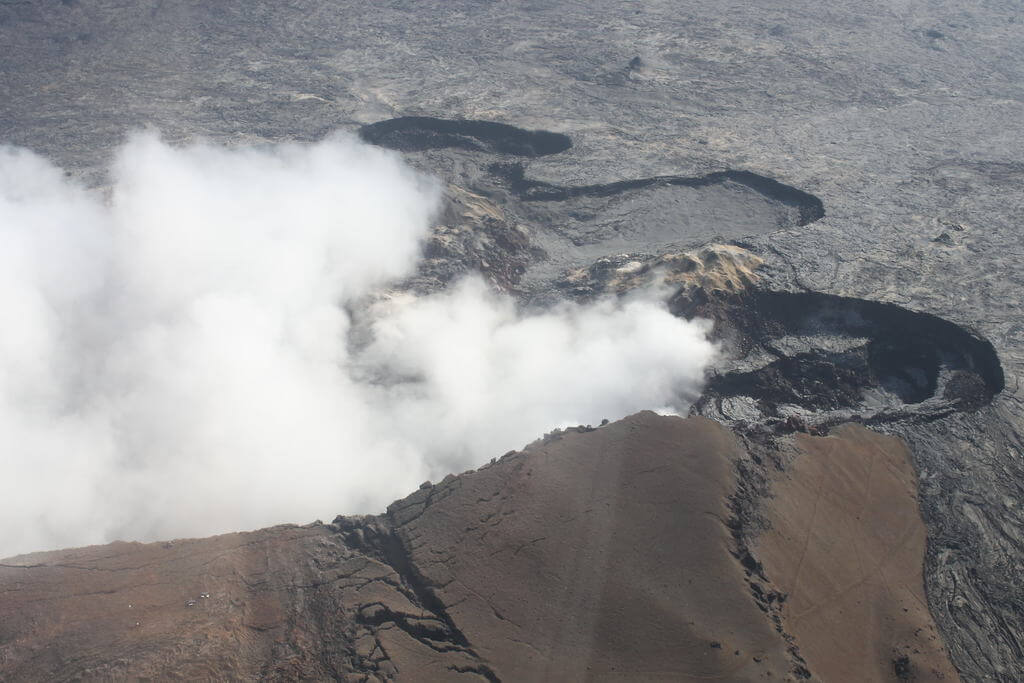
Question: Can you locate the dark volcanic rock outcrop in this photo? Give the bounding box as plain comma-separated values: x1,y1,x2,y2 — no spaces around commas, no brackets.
0,414,958,681
406,184,537,292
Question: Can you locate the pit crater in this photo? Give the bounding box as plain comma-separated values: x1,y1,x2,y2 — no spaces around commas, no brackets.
689,291,1004,429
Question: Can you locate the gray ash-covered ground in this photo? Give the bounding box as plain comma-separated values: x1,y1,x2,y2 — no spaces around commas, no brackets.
3,1,1024,679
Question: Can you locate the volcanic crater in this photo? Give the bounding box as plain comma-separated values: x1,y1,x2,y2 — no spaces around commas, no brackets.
689,291,1004,430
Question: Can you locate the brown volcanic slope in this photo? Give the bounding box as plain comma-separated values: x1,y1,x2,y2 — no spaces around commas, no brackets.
0,414,957,681
754,425,958,682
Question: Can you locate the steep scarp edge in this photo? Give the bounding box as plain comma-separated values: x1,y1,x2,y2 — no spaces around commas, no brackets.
363,413,961,682
0,521,495,681
0,413,961,681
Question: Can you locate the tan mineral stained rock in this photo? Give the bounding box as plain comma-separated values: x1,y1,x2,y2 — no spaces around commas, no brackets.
564,243,764,297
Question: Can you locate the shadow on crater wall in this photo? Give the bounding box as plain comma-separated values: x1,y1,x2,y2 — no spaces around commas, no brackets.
359,117,572,157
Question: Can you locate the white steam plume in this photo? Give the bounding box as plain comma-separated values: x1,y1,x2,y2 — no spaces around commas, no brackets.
0,133,717,558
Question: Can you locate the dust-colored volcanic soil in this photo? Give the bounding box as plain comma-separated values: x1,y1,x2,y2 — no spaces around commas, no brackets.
0,414,957,681
755,425,960,682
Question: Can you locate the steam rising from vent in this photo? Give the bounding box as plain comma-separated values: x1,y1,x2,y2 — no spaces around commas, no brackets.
0,133,717,558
